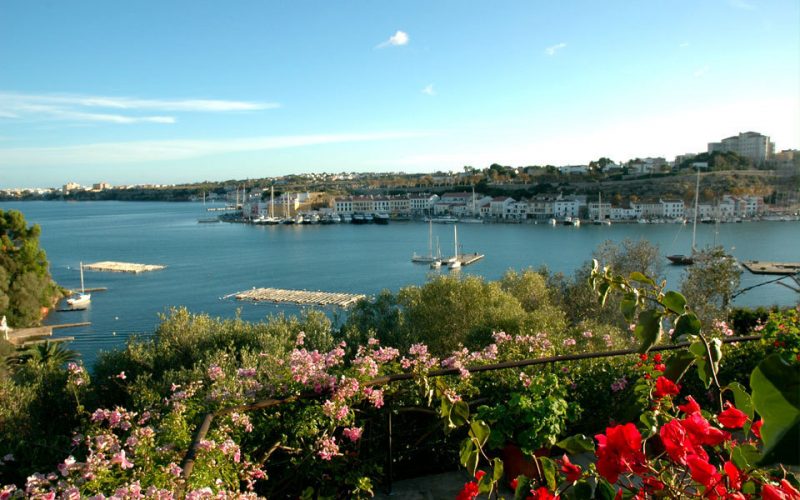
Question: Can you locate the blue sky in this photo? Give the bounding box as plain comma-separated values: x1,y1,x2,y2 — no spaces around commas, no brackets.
1,0,798,187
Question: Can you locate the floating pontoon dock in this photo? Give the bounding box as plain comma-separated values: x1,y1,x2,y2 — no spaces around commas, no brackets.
84,261,166,273
455,253,485,266
228,288,366,307
5,322,90,346
741,261,800,275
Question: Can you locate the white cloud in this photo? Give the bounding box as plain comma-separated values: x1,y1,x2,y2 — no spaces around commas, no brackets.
377,30,409,49
544,42,567,56
680,42,690,48
421,84,436,96
0,131,427,167
0,92,276,125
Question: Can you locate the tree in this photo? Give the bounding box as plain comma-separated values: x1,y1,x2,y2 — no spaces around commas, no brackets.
0,210,61,327
680,246,742,325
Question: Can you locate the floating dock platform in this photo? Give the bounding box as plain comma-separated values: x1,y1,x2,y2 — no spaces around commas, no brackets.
84,261,166,273
5,322,90,346
229,287,366,307
741,261,800,275
456,253,485,266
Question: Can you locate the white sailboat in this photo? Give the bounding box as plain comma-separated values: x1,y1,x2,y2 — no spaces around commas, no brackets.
412,220,439,263
66,262,91,309
667,169,700,265
429,238,443,268
448,225,461,269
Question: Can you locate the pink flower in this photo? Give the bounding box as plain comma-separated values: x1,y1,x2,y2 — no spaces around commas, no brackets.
317,436,341,460
343,427,363,442
116,371,127,380
111,450,134,470
207,365,224,381
563,338,577,347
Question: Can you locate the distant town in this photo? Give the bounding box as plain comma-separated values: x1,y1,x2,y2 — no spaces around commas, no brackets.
4,130,799,223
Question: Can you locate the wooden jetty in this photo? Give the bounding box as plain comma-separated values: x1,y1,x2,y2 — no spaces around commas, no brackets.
741,261,800,275
5,322,90,346
84,261,166,273
230,287,366,308
456,253,485,266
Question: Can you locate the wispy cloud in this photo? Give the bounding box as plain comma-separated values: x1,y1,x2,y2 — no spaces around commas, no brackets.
0,92,276,125
0,131,427,167
693,65,710,78
729,0,756,10
376,30,409,49
680,41,690,48
544,42,567,56
421,84,436,96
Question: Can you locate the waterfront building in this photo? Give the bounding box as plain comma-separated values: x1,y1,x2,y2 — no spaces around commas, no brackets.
409,194,439,215
62,182,82,194
708,131,774,164
660,199,685,220
609,206,637,220
506,200,529,220
553,198,581,218
557,165,589,175
526,196,557,221
588,201,613,220
489,196,515,218
632,200,663,219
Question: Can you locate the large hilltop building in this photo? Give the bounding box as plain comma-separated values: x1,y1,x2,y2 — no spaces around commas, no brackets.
708,131,774,164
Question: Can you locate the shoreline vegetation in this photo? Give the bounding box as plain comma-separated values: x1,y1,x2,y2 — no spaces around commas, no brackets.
1,208,798,497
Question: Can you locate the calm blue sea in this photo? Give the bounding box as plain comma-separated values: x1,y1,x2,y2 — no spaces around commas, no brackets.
2,201,798,366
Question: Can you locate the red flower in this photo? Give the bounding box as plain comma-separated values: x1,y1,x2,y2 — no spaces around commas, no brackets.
509,478,519,491
456,481,479,500
653,353,662,363
639,354,649,361
527,486,559,500
660,418,704,465
752,419,763,439
474,470,486,481
642,475,665,492
762,480,800,500
654,376,680,399
682,412,730,447
724,461,741,490
558,454,581,482
654,363,666,372
687,455,723,492
678,396,701,415
718,402,748,429
595,423,646,484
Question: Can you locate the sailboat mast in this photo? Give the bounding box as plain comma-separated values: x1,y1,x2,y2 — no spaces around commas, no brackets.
691,169,700,252
270,186,275,218
79,262,85,294
428,220,433,258
454,225,459,258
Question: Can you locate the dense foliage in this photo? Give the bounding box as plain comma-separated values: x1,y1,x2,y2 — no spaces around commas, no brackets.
0,233,796,498
0,209,61,327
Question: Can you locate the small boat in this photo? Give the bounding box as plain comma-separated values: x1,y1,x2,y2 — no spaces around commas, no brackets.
352,213,366,224
427,216,458,224
548,218,557,226
562,217,580,227
667,169,700,266
412,220,438,263
373,213,390,224
66,262,91,310
459,217,483,224
197,217,219,223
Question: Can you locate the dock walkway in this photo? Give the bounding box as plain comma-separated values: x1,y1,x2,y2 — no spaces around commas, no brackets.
741,261,800,275
5,322,90,346
229,287,366,307
84,261,166,273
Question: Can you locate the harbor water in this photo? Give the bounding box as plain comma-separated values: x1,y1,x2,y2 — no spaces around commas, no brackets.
2,201,798,366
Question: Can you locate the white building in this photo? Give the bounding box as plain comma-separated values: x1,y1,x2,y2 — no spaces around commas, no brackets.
557,165,589,175
587,201,613,221
553,198,581,218
708,131,774,164
660,199,685,220
489,196,515,218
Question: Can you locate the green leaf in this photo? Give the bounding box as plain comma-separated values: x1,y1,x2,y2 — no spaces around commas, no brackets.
470,419,490,448
539,456,558,492
620,293,637,323
492,457,504,482
731,443,760,470
629,272,655,286
634,309,663,353
459,438,475,470
673,313,701,340
555,434,595,454
663,350,695,382
690,339,722,389
662,291,687,314
751,354,800,466
570,480,593,500
726,382,755,420
639,411,658,438
742,481,756,495
598,282,611,307
451,400,470,427
595,478,617,500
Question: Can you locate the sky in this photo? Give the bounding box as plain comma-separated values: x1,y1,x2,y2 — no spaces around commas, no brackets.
1,0,798,188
